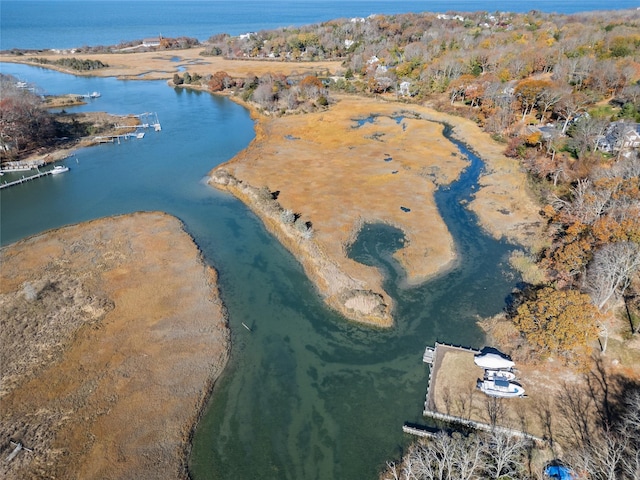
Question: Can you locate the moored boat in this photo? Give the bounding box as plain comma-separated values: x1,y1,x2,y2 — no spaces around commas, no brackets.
50,165,70,175
474,352,515,370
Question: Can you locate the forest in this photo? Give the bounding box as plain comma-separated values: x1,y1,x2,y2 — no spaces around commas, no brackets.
0,75,124,159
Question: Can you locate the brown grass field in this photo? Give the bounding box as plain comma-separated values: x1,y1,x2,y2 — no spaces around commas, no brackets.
210,94,542,325
1,47,343,81
0,212,229,480
1,43,638,477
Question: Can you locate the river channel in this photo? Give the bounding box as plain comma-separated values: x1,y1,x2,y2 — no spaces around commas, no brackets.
1,64,520,479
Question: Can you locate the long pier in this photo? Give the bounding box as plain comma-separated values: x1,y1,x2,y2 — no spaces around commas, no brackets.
0,170,55,189
94,132,145,144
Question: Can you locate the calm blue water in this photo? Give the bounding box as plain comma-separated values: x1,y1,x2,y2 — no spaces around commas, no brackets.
0,62,518,479
1,0,636,51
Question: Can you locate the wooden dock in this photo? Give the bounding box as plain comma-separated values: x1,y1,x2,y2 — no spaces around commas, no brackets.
422,409,543,444
416,342,545,445
0,170,55,189
424,342,480,412
0,160,45,173
402,423,437,438
94,132,144,144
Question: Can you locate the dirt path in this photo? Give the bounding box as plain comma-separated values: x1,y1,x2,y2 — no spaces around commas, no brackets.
0,212,229,480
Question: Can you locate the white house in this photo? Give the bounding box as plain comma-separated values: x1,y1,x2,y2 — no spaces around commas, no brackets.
399,81,411,96
597,121,640,154
142,37,161,47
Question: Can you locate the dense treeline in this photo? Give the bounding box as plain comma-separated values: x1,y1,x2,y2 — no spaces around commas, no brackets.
0,75,56,158
173,69,331,114
0,75,114,160
31,57,108,71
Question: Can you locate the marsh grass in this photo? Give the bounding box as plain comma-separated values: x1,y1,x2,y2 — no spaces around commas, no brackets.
508,250,547,286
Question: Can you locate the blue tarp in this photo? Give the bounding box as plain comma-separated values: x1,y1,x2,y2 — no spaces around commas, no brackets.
545,465,574,480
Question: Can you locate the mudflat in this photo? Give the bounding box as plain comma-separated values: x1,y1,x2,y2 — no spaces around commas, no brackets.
0,212,229,480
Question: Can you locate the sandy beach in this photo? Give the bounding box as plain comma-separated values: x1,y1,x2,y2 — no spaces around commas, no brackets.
0,213,229,480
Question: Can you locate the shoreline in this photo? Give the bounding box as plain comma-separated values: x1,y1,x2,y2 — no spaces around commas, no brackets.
1,47,545,476
0,47,343,81
1,111,140,167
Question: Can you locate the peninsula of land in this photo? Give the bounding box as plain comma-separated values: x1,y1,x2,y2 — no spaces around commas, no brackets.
0,212,229,480
209,95,541,325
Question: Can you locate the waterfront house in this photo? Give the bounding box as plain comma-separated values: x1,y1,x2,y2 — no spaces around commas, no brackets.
142,37,161,48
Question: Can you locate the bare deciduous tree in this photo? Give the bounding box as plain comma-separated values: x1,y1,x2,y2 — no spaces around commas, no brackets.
483,430,528,479
586,242,640,311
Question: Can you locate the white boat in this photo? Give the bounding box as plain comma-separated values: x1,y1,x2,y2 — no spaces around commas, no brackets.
89,91,101,98
50,165,69,175
474,352,515,370
484,369,516,381
477,378,525,398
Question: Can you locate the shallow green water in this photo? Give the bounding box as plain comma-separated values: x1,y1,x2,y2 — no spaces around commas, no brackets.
1,64,519,480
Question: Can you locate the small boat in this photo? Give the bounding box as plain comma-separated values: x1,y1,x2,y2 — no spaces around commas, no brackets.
474,352,515,370
484,369,516,381
477,378,525,398
50,165,70,175
89,91,101,98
